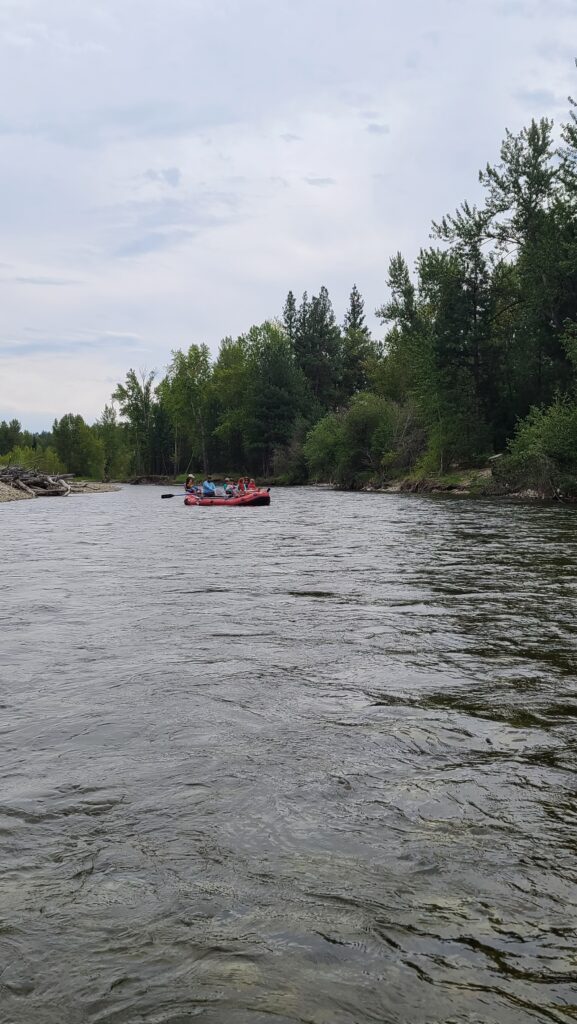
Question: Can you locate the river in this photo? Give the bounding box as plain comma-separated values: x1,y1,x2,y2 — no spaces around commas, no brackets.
1,486,576,1023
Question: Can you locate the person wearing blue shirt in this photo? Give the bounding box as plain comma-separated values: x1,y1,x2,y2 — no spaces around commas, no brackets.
202,476,216,496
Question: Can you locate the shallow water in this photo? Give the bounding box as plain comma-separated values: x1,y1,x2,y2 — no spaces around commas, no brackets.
1,485,576,1023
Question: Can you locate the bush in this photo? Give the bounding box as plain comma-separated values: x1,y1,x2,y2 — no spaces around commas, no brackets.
304,395,426,487
0,445,64,474
495,398,577,496
303,412,345,482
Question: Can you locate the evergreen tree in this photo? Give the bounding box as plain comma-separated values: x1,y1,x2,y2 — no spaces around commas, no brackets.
293,286,342,408
283,290,298,345
343,284,367,334
0,419,22,455
243,322,309,475
341,284,374,397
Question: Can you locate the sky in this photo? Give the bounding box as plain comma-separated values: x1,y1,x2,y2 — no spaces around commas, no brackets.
1,0,576,430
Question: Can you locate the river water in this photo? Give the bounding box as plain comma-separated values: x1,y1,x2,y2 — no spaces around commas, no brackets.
1,486,576,1024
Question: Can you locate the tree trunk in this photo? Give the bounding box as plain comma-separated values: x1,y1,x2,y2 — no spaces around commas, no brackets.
198,417,208,474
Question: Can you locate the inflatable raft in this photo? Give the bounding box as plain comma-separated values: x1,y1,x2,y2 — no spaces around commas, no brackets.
184,488,270,507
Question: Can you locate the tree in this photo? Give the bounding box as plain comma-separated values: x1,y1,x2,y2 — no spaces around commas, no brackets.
210,335,250,469
293,286,342,408
160,344,212,473
243,322,309,475
303,412,345,482
341,284,375,397
112,369,158,475
95,404,129,480
0,419,22,455
283,290,298,344
52,414,104,477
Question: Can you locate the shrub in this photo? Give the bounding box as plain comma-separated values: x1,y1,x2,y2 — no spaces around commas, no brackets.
495,398,577,496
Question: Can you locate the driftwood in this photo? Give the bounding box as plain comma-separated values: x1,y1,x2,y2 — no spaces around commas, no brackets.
12,479,37,497
0,466,73,498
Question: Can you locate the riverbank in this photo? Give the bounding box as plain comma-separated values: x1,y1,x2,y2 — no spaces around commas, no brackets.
361,468,568,502
364,468,492,497
0,480,120,504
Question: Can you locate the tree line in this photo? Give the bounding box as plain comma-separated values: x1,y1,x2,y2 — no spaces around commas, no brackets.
3,87,577,497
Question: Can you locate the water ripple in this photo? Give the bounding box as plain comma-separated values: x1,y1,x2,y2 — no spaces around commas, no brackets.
1,486,576,1023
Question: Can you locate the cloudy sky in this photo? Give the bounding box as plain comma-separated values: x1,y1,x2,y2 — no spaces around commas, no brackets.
1,0,576,429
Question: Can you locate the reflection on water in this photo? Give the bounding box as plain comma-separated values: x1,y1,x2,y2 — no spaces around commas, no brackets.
1,486,576,1023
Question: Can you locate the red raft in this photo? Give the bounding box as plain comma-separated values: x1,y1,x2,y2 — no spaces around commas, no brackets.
184,488,270,507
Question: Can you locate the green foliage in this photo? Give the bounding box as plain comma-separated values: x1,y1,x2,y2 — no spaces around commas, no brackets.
94,405,131,480
15,81,577,493
112,369,166,475
0,445,64,474
161,344,212,473
292,286,343,408
496,398,577,495
210,335,251,468
52,414,104,477
340,284,377,396
0,419,23,456
303,412,345,482
242,322,310,475
304,395,424,487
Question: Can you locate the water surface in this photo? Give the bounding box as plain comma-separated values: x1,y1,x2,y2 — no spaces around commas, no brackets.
1,486,576,1023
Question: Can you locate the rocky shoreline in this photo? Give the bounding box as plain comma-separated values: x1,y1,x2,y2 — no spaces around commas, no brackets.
361,470,566,502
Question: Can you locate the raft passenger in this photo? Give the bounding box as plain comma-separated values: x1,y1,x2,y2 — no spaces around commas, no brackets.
202,476,216,496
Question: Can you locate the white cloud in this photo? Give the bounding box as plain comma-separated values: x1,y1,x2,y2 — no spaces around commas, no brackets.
1,0,577,427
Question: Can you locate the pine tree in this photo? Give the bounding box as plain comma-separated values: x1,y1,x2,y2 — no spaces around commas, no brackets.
343,284,368,334
283,290,298,344
341,284,374,397
243,322,309,475
293,286,342,408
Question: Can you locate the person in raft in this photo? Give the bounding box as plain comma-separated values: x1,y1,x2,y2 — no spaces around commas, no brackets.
202,476,216,497
247,478,257,490
236,477,246,494
185,474,196,493
223,477,234,497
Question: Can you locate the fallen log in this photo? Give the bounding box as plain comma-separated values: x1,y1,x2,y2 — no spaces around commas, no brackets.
0,465,71,497
12,479,37,498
